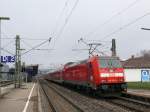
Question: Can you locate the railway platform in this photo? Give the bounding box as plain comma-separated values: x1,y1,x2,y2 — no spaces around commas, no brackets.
0,83,37,112
0,84,14,96
127,89,150,97
121,89,150,104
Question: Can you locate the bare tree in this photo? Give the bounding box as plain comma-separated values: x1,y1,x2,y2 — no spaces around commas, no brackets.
140,50,150,58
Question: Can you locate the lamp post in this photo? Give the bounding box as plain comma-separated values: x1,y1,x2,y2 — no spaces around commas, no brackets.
0,17,10,80
141,28,150,30
0,17,10,95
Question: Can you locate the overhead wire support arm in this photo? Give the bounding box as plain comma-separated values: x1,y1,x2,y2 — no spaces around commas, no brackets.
72,48,90,51
89,43,101,55
78,38,88,46
78,38,102,57
21,39,54,51
33,49,54,51
21,38,52,56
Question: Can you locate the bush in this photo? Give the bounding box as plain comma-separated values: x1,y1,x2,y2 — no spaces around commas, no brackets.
127,82,150,90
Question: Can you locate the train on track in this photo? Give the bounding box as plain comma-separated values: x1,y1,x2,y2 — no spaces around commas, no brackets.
41,56,127,95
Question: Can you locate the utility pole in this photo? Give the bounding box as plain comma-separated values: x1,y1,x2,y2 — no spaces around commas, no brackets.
15,35,22,88
14,37,51,87
111,39,116,57
0,17,10,82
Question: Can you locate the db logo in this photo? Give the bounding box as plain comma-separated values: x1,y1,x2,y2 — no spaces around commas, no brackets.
1,56,15,63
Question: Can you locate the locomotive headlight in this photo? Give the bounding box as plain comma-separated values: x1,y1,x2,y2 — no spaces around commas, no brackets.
101,73,109,77
115,73,123,77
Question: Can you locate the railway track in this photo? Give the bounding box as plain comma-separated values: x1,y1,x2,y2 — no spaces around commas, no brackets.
39,79,84,112
105,96,150,112
122,92,150,104
55,82,150,112
42,80,130,112
39,80,56,112
39,80,150,112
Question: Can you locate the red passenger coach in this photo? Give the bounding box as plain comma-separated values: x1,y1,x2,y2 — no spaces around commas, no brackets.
63,61,88,86
47,69,63,83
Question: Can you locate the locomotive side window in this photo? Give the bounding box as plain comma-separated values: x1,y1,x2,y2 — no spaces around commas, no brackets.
99,58,122,68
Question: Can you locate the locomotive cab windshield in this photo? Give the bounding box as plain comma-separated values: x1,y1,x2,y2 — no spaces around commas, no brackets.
99,57,122,68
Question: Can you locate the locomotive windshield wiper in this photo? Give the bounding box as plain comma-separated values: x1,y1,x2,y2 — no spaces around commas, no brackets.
108,60,113,68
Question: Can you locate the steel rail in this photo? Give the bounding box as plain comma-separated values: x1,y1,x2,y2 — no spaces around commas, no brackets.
106,96,150,112
39,80,57,112
122,92,150,104
116,96,150,107
42,80,84,112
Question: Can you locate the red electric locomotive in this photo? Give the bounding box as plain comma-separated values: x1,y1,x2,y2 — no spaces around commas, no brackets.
45,56,127,95
63,56,127,94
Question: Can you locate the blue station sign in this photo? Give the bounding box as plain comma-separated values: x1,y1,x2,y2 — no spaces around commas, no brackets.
141,70,150,82
1,56,15,63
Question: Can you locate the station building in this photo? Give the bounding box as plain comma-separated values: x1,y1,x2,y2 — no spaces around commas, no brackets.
122,56,150,82
24,64,38,82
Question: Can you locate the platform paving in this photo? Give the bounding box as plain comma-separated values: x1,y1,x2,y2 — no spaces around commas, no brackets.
0,83,38,112
128,89,150,97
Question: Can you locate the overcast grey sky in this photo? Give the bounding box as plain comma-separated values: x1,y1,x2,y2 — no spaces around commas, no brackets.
0,0,150,68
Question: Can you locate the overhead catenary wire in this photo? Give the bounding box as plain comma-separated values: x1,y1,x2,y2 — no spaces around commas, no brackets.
0,32,15,55
1,47,14,55
21,39,33,48
0,37,50,40
53,0,79,46
1,33,51,40
56,0,79,39
52,0,70,35
85,0,141,38
2,39,15,48
80,38,111,44
100,12,150,40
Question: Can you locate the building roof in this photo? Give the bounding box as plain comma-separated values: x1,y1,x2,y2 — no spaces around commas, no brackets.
122,56,150,69
25,64,39,67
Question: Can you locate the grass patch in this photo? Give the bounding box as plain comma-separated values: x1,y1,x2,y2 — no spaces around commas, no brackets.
127,82,150,90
